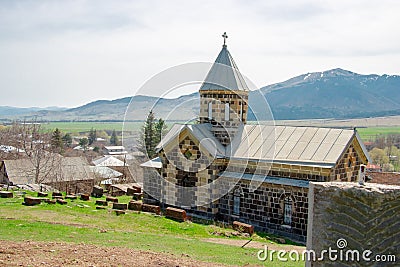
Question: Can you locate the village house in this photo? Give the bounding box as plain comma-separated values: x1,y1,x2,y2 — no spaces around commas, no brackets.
0,156,95,194
141,36,370,242
92,155,133,182
103,146,128,156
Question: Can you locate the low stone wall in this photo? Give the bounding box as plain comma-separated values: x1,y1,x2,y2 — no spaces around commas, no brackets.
307,182,400,267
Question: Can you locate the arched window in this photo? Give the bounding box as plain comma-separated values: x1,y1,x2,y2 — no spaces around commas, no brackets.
284,196,292,225
233,188,241,215
224,103,230,121
208,102,212,120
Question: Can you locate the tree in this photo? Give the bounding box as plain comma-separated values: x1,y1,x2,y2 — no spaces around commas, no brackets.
155,118,168,145
110,129,119,145
369,147,389,166
79,137,89,151
10,119,60,184
62,133,73,148
139,110,168,159
88,127,97,145
51,128,64,153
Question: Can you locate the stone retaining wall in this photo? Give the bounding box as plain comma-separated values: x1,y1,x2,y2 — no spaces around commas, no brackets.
306,182,400,266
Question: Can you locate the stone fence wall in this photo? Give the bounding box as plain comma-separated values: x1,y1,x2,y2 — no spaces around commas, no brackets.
307,182,400,267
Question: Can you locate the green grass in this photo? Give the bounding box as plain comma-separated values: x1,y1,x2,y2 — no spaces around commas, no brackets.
357,127,400,141
41,122,140,134
41,121,177,134
0,192,304,266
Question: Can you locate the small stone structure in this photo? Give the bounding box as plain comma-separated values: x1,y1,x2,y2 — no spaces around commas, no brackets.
23,196,41,206
127,185,141,196
46,199,56,204
106,196,118,203
92,185,103,198
307,182,400,266
57,199,67,205
128,201,142,211
165,207,187,222
80,193,90,201
233,221,254,235
112,203,127,210
52,192,62,198
0,191,13,198
37,192,48,197
95,200,108,206
132,193,142,201
142,204,161,215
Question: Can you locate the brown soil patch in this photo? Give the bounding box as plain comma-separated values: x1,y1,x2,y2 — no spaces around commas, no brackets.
0,240,228,267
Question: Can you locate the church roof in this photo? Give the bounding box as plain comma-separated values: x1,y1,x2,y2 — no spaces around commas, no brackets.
154,124,370,168
156,123,226,157
199,45,249,91
227,125,370,166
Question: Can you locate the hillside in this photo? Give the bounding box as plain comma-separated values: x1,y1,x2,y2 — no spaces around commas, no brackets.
258,68,400,119
1,68,400,121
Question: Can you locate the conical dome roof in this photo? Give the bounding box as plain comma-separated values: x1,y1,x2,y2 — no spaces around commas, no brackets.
200,45,249,91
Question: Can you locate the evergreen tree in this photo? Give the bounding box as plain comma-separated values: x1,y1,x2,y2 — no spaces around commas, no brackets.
62,133,72,148
51,128,64,153
110,129,119,145
155,118,168,145
88,127,97,145
79,137,89,151
140,110,167,159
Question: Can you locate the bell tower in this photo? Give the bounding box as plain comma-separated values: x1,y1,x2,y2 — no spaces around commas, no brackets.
199,32,249,146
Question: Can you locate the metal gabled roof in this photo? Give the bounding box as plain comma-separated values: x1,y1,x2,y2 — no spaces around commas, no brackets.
227,125,361,165
199,45,249,91
156,123,226,157
155,123,367,168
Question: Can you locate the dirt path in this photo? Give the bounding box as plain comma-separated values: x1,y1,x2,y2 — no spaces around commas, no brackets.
203,238,305,253
0,240,229,267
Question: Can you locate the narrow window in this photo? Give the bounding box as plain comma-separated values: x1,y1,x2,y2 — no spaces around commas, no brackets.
284,196,292,225
208,102,212,120
224,103,230,121
233,188,241,215
240,102,243,121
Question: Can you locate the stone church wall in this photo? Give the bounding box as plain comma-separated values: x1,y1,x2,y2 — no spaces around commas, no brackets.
330,138,365,182
217,177,309,243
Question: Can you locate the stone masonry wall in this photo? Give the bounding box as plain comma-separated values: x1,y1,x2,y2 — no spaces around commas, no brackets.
217,177,309,243
199,89,249,125
330,138,366,182
307,182,400,266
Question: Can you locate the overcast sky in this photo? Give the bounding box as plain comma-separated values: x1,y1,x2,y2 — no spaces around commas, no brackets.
0,0,399,108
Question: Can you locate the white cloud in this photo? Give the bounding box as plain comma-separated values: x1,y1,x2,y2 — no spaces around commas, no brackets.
0,0,399,107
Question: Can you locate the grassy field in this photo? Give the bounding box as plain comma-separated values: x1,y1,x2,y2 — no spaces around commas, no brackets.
41,122,140,134
0,192,304,266
41,121,400,142
356,127,400,141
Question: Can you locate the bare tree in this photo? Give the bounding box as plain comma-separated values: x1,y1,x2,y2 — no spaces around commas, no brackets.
9,119,61,184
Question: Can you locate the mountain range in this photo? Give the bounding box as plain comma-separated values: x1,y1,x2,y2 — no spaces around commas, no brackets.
1,68,399,122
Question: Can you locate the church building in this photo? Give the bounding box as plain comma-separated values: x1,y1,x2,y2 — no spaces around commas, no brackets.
141,34,370,242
